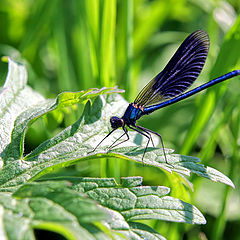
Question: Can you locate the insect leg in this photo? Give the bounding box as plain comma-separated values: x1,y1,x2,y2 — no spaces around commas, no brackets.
128,125,151,163
108,126,130,150
135,125,171,166
134,125,155,147
89,128,116,153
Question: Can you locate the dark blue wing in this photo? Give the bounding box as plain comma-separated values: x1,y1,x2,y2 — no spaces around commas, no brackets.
134,30,209,106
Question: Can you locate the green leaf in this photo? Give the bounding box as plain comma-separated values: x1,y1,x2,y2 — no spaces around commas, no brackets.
8,179,171,240
0,58,235,239
0,58,234,192
0,58,46,164
13,181,106,223
0,181,109,240
70,176,206,225
128,222,166,240
0,57,123,164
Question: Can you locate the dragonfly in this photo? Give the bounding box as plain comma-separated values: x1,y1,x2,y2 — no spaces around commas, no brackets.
92,30,240,164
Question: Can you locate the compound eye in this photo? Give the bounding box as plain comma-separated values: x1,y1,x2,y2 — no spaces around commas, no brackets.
110,116,124,129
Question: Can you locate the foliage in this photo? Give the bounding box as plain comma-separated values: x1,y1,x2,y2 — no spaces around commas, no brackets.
0,57,236,239
0,0,240,239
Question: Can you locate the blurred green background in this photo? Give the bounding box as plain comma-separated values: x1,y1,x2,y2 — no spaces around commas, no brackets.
1,0,240,239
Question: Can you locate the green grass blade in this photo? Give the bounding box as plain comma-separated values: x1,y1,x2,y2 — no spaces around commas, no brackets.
53,3,76,91
99,0,116,86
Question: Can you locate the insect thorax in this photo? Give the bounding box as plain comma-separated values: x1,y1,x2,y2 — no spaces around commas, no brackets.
122,103,143,126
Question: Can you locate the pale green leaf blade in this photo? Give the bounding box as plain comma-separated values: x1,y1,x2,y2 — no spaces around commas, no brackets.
70,177,206,225
98,207,166,240
0,58,234,190
0,58,45,164
0,58,123,164
0,181,108,240
0,94,234,190
128,222,166,240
